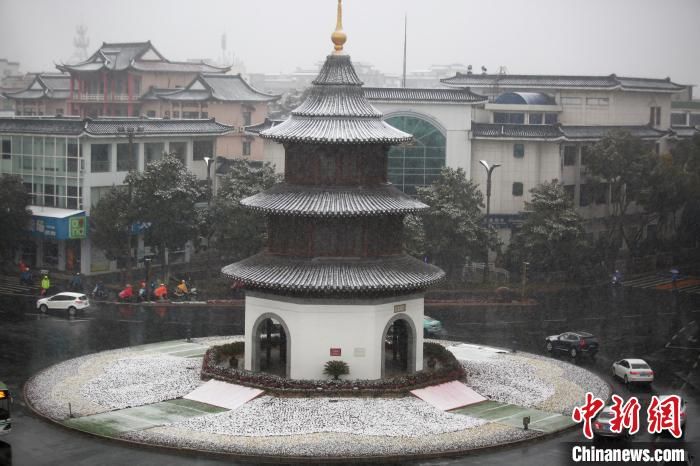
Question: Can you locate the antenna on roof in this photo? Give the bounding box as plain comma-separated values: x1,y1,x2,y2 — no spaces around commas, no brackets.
481,65,487,74
402,13,407,88
467,64,472,75
498,66,507,76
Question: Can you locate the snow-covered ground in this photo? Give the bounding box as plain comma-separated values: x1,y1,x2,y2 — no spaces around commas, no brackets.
25,336,609,457
79,355,202,410
177,395,484,437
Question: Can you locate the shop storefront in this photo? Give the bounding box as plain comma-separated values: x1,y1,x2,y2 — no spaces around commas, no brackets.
27,206,87,273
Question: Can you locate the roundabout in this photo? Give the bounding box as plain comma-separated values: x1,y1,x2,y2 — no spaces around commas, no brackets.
24,336,610,461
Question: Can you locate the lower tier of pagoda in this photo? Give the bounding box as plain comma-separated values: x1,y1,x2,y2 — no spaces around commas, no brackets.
221,253,445,295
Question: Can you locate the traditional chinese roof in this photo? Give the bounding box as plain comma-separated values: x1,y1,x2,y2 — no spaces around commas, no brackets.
221,253,445,295
260,54,412,144
441,73,686,92
3,74,71,100
471,123,564,140
157,74,279,103
241,183,427,217
363,87,487,104
56,41,229,74
669,126,700,138
470,122,669,141
245,118,283,134
0,116,232,136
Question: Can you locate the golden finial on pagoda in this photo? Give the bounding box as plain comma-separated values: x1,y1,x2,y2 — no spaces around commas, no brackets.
331,0,347,53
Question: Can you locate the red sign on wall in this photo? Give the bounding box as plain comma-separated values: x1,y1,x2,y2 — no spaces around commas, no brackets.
330,348,341,356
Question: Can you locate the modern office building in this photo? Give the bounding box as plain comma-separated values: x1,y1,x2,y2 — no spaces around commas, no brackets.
0,116,231,274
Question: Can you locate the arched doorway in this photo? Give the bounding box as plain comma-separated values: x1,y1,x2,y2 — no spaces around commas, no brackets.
385,115,447,195
381,316,416,378
251,314,290,378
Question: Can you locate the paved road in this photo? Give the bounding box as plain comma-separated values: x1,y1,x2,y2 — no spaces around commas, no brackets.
0,297,698,465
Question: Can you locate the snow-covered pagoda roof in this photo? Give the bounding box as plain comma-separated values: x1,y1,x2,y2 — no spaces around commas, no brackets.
260,54,412,144
241,183,428,217
156,74,279,103
222,253,445,295
3,74,71,100
364,87,487,104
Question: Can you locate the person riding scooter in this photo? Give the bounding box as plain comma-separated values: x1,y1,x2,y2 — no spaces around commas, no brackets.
154,283,168,301
118,284,134,302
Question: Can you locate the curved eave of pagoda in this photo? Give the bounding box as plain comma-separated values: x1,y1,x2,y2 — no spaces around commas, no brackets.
221,253,445,294
241,183,428,217
259,115,412,144
292,85,382,118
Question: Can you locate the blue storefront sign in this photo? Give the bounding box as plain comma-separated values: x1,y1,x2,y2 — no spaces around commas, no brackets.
29,212,87,240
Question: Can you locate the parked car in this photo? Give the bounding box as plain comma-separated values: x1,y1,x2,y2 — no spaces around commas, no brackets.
611,358,654,386
424,315,444,337
592,405,632,440
545,331,599,359
37,292,90,315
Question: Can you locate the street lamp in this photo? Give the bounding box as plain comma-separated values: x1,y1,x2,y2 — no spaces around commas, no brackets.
203,156,214,276
479,160,501,283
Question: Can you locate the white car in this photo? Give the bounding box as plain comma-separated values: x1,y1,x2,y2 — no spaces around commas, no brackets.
37,292,90,315
611,358,654,386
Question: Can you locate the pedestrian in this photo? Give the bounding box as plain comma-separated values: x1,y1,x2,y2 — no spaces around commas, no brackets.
40,274,50,296
19,259,28,274
69,272,83,292
20,267,33,286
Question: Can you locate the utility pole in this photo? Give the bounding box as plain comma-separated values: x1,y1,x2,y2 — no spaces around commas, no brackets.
118,125,144,283
402,14,407,88
203,156,214,277
521,261,529,302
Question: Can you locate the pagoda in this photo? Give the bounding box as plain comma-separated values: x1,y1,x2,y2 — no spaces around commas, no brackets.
222,0,445,380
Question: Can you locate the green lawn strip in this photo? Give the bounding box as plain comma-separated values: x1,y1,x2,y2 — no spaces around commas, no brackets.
167,348,207,357
62,399,227,436
450,400,505,416
475,404,528,421
138,343,203,354
133,341,197,351
526,414,576,433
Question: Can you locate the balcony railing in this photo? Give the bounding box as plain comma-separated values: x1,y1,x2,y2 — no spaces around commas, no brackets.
72,93,134,102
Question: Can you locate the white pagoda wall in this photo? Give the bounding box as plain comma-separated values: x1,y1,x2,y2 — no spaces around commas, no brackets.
244,292,424,380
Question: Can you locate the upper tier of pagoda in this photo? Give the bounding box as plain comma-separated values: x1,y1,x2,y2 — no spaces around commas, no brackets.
260,54,413,145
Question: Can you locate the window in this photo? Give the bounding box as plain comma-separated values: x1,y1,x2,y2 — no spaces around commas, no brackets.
671,113,688,126
386,115,446,194
169,142,187,164
116,143,138,171
545,113,558,124
90,144,111,172
563,146,577,166
146,110,156,118
586,97,609,106
580,146,592,166
242,111,252,126
164,110,170,119
494,112,525,124
183,111,199,119
690,114,700,126
242,140,251,156
563,185,575,201
1,139,10,160
513,144,525,158
579,184,591,207
512,182,524,196
193,140,213,161
55,108,63,116
561,96,582,105
649,106,661,125
173,111,180,119
529,113,543,125
201,112,208,119
594,183,608,204
145,143,164,164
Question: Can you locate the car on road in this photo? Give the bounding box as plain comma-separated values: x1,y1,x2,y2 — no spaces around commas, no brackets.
545,331,599,359
424,315,444,337
37,292,90,315
592,405,632,440
611,358,654,386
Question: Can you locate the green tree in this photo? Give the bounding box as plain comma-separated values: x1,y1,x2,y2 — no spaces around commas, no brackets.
210,159,280,260
126,154,208,279
0,174,31,262
89,186,134,264
586,130,657,261
506,181,592,278
670,134,700,249
411,167,498,281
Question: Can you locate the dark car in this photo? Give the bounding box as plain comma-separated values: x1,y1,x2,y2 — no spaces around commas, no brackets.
545,331,599,359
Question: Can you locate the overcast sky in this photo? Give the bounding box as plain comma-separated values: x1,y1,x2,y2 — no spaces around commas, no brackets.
1,0,699,86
